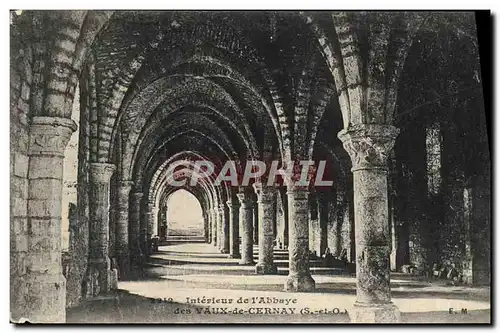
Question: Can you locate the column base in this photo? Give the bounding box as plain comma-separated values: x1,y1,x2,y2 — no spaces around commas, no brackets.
87,258,114,295
256,263,278,274
117,255,131,280
238,259,255,265
349,302,401,323
12,273,66,323
284,274,315,292
228,253,241,259
130,253,144,267
109,268,118,290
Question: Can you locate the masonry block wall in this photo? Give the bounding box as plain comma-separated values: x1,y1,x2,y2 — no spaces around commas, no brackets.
10,23,33,320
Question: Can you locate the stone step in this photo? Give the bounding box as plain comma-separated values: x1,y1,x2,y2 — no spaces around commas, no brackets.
256,255,290,259
168,236,206,240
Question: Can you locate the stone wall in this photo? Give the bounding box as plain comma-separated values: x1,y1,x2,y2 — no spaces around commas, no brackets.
10,16,33,321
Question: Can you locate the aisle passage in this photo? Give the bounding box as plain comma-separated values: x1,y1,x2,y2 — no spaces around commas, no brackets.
67,243,491,324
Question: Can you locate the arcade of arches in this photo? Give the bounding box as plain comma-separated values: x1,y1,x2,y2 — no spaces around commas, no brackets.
10,11,490,323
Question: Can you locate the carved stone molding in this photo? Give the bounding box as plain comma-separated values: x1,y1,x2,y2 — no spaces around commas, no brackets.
131,192,144,200
118,180,134,188
338,124,399,172
253,182,277,203
89,162,116,184
286,185,309,198
236,193,254,208
29,116,77,157
117,181,133,211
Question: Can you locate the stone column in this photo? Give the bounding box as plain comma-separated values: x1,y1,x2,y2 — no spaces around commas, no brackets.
211,207,218,247
88,162,117,295
338,124,400,323
159,205,167,242
218,203,230,253
203,211,209,242
207,210,211,243
205,210,211,243
275,189,286,250
237,191,255,265
216,207,222,247
254,183,278,274
116,181,132,279
285,186,315,291
129,191,143,265
140,200,151,258
253,204,259,245
23,116,76,322
308,194,321,257
227,200,241,258
147,202,155,254
279,187,289,249
318,193,329,256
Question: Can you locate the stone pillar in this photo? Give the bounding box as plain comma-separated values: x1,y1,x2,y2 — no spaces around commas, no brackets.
203,211,209,242
21,117,76,323
147,202,155,254
159,205,167,242
211,207,218,247
318,193,329,256
216,206,222,247
254,183,278,274
218,203,230,253
280,187,289,249
206,210,212,243
116,181,132,279
227,200,241,258
237,191,255,265
338,124,400,323
129,191,143,265
284,186,315,291
88,162,117,295
108,184,117,261
327,195,339,256
140,200,151,258
253,204,259,245
308,193,321,257
275,188,286,250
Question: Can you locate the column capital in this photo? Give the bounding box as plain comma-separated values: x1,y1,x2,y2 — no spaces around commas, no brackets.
253,182,277,203
117,181,133,198
29,116,77,157
286,185,309,198
131,191,144,200
236,192,254,208
118,180,134,188
89,163,116,184
338,124,399,172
